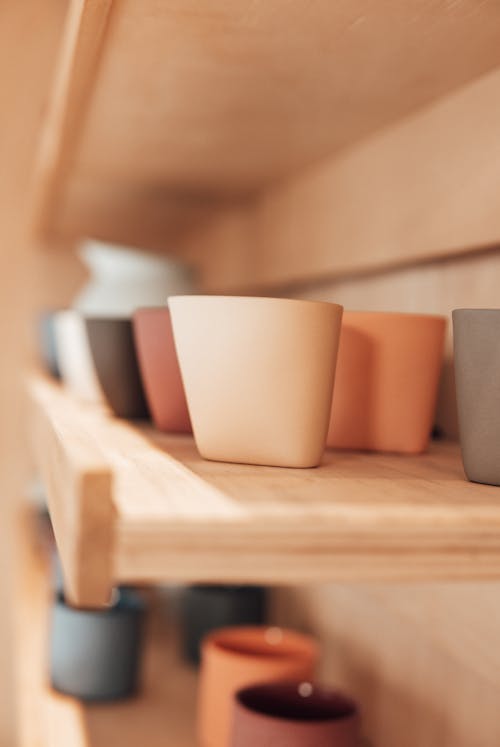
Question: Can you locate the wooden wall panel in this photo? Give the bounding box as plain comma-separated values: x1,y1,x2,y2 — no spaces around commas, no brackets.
181,69,500,292
271,583,500,747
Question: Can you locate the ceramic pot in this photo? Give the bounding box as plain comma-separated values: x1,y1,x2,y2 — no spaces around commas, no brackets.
180,585,267,666
74,240,193,316
38,311,61,378
198,626,319,747
453,308,500,485
231,681,360,747
85,318,149,419
54,310,104,404
50,588,145,701
327,311,446,454
132,308,191,432
169,296,343,468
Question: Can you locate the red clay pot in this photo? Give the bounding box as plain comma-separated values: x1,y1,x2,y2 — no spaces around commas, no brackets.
231,680,360,747
132,308,191,432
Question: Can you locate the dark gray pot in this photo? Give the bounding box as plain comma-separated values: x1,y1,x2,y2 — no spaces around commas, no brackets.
180,585,267,666
50,588,145,701
453,308,500,485
85,317,149,419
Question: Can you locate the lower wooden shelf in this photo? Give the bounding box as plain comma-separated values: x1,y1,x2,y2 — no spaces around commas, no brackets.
29,373,500,607
14,511,197,747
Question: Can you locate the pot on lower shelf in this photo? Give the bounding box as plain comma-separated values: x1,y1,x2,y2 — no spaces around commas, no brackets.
198,625,319,747
169,296,343,468
50,588,145,702
453,308,500,485
231,680,360,747
180,585,267,666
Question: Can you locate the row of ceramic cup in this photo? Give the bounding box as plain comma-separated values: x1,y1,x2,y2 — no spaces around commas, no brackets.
49,589,361,747
40,296,448,468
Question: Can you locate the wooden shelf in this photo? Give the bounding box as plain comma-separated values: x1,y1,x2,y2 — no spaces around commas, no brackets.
31,0,500,249
15,510,197,747
29,373,500,606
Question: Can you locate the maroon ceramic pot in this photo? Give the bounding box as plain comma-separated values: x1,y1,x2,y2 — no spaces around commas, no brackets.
132,308,191,432
231,680,360,747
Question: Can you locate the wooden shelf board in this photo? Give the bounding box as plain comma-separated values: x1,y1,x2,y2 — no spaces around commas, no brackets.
32,0,500,244
15,510,197,747
29,373,500,605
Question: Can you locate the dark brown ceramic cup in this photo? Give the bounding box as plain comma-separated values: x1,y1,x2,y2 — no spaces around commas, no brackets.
85,318,149,419
132,308,191,432
453,309,500,485
231,681,360,747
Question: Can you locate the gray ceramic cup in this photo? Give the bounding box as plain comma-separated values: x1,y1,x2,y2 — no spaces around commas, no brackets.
50,588,145,701
180,585,267,666
453,308,500,485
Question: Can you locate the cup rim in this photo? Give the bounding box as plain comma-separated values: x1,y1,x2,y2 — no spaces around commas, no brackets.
55,587,145,617
203,626,319,662
453,307,500,314
343,310,446,322
234,680,359,725
168,295,343,313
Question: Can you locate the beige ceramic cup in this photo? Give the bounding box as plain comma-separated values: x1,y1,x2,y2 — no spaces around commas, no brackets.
169,296,343,468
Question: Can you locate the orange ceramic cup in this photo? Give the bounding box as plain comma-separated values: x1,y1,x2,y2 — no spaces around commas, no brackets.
198,626,319,747
132,308,191,432
327,311,446,454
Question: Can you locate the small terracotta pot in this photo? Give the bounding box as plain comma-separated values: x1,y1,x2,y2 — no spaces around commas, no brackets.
180,585,267,666
231,681,360,747
453,309,500,485
54,310,104,404
169,296,343,468
50,588,145,701
327,311,446,454
198,626,319,747
85,318,149,419
132,308,191,432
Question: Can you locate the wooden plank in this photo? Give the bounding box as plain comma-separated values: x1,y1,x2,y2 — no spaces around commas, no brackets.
180,68,500,291
29,374,500,599
15,509,197,747
29,0,113,238
72,0,500,189
29,375,115,607
29,0,500,245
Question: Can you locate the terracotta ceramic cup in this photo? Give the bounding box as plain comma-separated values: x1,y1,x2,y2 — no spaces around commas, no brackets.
54,310,104,404
85,318,149,419
180,585,267,666
132,308,191,432
50,588,145,701
198,626,319,747
453,309,500,485
231,681,360,747
169,296,343,468
327,311,446,454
